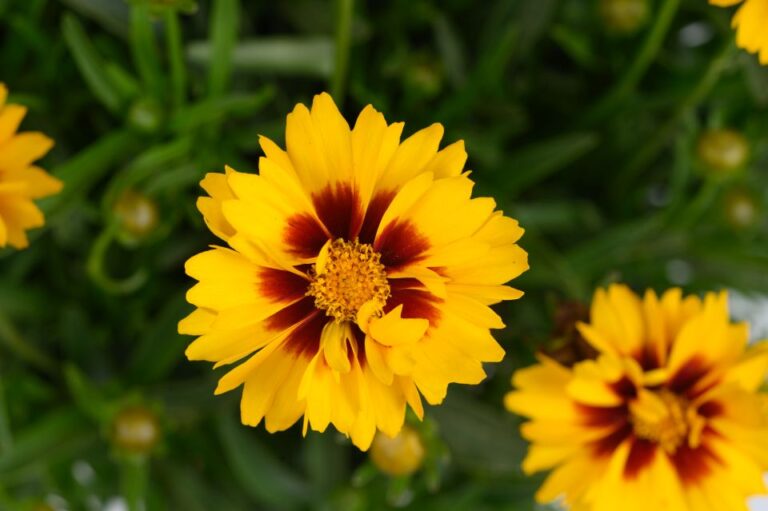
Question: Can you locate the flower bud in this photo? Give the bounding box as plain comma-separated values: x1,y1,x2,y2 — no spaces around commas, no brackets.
370,425,425,477
697,129,749,175
128,99,163,134
723,188,759,230
114,190,159,242
111,405,161,455
599,0,649,34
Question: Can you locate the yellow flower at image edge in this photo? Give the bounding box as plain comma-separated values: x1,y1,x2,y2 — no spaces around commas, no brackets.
506,284,768,511
179,93,528,450
0,84,62,249
711,0,768,64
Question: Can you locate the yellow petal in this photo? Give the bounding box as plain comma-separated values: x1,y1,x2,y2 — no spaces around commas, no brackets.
369,305,429,346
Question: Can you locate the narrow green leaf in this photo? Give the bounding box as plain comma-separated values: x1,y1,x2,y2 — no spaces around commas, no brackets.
169,87,275,133
130,2,164,100
0,407,94,476
61,12,125,113
187,37,334,78
127,293,190,383
165,9,187,109
208,0,240,98
502,132,599,195
59,0,130,38
429,392,526,475
330,0,354,101
40,130,141,215
216,413,310,510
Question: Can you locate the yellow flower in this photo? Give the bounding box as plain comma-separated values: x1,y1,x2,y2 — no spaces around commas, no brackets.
0,84,62,249
180,93,528,450
711,0,768,65
506,284,768,511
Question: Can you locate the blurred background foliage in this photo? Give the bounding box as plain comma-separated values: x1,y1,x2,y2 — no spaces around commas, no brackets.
0,0,767,509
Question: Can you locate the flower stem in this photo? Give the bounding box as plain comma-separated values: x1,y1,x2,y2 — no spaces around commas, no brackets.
121,456,148,511
331,0,354,102
165,10,187,110
583,0,681,124
0,312,57,377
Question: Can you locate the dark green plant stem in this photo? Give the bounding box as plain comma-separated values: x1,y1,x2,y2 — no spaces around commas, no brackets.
330,0,354,102
121,456,148,511
86,222,148,295
0,312,57,377
583,0,681,124
165,10,186,110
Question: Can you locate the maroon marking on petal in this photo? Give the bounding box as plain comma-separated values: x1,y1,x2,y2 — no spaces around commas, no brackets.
611,376,638,400
258,268,309,302
265,296,317,331
578,404,629,427
352,325,366,367
385,286,442,326
698,400,723,419
312,183,364,240
282,312,327,357
359,190,396,245
624,438,657,479
374,221,430,269
592,422,633,458
284,213,329,258
634,344,662,371
670,437,721,486
667,356,711,397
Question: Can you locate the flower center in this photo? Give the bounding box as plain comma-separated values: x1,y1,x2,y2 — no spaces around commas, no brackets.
307,239,391,322
630,390,690,454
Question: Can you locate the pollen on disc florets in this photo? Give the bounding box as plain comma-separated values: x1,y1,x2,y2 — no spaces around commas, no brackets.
630,390,691,454
307,238,391,322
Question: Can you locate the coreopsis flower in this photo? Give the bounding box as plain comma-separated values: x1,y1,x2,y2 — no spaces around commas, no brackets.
506,284,768,511
180,93,528,450
0,84,62,249
711,0,768,65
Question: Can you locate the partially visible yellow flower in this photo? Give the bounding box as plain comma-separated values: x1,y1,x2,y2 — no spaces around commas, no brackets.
180,93,528,450
0,84,62,249
506,284,768,511
711,0,768,65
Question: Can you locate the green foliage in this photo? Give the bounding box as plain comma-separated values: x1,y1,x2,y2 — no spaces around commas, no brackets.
1,0,768,509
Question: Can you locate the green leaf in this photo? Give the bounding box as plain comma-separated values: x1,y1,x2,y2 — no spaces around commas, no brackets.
130,2,164,100
40,130,141,216
127,293,190,383
501,132,599,196
0,407,95,477
187,37,335,77
208,0,240,98
169,87,275,133
429,392,526,475
61,12,126,113
215,413,310,510
59,0,130,38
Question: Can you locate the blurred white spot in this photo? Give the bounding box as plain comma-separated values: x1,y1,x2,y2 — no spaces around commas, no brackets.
749,474,768,510
103,497,129,511
729,291,768,342
72,460,96,485
46,494,69,511
646,184,668,208
679,22,714,48
666,259,692,285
